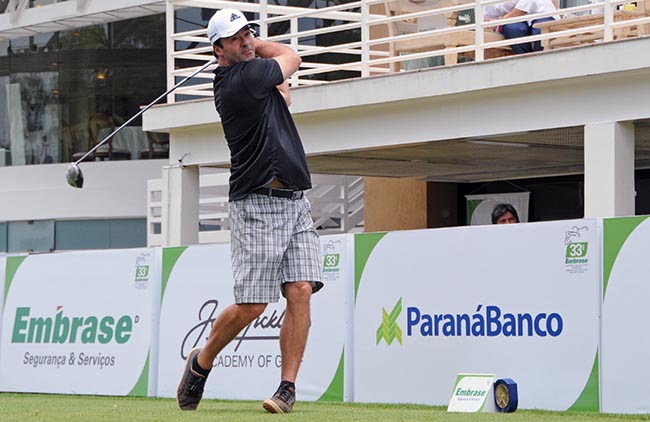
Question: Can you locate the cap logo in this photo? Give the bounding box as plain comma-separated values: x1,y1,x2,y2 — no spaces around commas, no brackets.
230,13,241,22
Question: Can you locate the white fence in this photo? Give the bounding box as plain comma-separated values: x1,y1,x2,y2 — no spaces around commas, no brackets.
147,172,364,246
165,0,650,101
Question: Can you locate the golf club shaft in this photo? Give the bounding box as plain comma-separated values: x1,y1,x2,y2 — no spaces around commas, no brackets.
74,58,217,164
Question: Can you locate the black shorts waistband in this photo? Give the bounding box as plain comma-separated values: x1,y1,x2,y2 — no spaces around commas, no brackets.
252,187,304,200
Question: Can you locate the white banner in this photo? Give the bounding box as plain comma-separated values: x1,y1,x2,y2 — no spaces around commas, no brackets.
0,248,160,396
353,220,600,410
601,216,650,413
156,234,353,402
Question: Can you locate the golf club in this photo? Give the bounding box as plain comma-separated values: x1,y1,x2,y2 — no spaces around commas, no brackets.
66,58,217,189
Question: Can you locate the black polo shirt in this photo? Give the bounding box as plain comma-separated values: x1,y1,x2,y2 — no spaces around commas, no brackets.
213,58,312,201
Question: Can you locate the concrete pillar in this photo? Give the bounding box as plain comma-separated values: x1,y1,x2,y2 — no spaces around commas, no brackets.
161,164,199,246
584,121,635,218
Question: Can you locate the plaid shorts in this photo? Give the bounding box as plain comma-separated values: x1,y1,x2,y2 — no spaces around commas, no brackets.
229,193,323,303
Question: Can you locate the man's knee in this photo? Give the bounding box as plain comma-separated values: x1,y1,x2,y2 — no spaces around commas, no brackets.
501,22,529,39
283,281,313,303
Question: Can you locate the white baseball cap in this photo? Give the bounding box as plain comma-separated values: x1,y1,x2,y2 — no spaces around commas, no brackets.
207,9,258,44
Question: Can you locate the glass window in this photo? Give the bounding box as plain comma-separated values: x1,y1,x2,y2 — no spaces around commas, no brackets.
7,220,54,253
109,219,147,249
0,39,8,58
0,40,8,159
55,219,146,251
0,222,7,252
55,220,111,250
0,76,9,156
59,15,166,162
10,70,60,165
1,14,167,166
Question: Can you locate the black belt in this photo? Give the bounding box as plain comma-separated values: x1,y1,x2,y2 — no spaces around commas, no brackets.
252,187,304,200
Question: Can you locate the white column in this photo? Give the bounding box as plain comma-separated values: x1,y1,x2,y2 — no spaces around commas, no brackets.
584,121,635,218
165,0,175,103
161,164,199,246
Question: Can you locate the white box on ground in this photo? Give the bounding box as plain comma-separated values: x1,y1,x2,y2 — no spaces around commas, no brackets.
447,373,496,413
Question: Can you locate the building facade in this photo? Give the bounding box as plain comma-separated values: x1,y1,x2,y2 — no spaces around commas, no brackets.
2,0,649,252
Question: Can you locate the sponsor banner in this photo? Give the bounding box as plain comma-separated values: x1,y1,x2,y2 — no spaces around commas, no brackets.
354,220,600,410
0,248,158,396
601,216,650,413
157,234,353,402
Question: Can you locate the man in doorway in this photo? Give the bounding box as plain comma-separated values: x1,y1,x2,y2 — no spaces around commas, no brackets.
176,8,323,414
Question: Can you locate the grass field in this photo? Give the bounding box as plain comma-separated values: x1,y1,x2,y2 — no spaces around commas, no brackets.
1,394,649,422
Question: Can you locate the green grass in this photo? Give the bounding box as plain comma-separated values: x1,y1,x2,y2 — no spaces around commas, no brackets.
0,393,649,422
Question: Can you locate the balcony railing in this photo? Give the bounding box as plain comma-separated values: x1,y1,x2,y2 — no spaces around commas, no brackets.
146,172,364,246
166,0,650,102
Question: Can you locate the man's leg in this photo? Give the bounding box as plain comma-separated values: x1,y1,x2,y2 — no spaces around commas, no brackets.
263,196,321,413
279,281,313,381
198,303,267,369
263,281,312,413
501,22,533,54
531,17,555,51
177,302,266,410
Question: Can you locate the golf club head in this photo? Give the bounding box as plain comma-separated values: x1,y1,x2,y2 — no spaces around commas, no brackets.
66,163,84,189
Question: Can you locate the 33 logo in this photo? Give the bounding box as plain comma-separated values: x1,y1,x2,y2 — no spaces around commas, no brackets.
135,265,149,279
323,253,340,268
566,242,588,258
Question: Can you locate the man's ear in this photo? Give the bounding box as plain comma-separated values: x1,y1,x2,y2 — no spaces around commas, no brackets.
212,44,222,57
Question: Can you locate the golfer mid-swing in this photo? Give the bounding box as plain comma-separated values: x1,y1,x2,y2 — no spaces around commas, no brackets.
176,8,323,414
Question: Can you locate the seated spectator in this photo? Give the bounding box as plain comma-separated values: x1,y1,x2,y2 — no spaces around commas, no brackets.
492,203,520,224
485,0,558,54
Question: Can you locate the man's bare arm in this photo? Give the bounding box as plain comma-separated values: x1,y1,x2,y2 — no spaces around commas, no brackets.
276,80,291,106
503,8,527,19
253,38,301,79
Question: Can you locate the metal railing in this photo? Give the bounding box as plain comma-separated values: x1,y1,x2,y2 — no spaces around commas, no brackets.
147,172,364,246
166,0,650,102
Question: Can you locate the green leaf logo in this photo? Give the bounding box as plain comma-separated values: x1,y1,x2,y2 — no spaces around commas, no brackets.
376,298,403,346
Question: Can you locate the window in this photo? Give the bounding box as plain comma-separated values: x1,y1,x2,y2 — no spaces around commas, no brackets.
55,219,146,251
0,14,167,166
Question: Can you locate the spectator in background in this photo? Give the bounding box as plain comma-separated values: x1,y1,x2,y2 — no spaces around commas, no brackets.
485,0,558,54
492,203,520,224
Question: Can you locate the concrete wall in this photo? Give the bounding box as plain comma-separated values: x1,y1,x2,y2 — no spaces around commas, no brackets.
0,160,166,221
